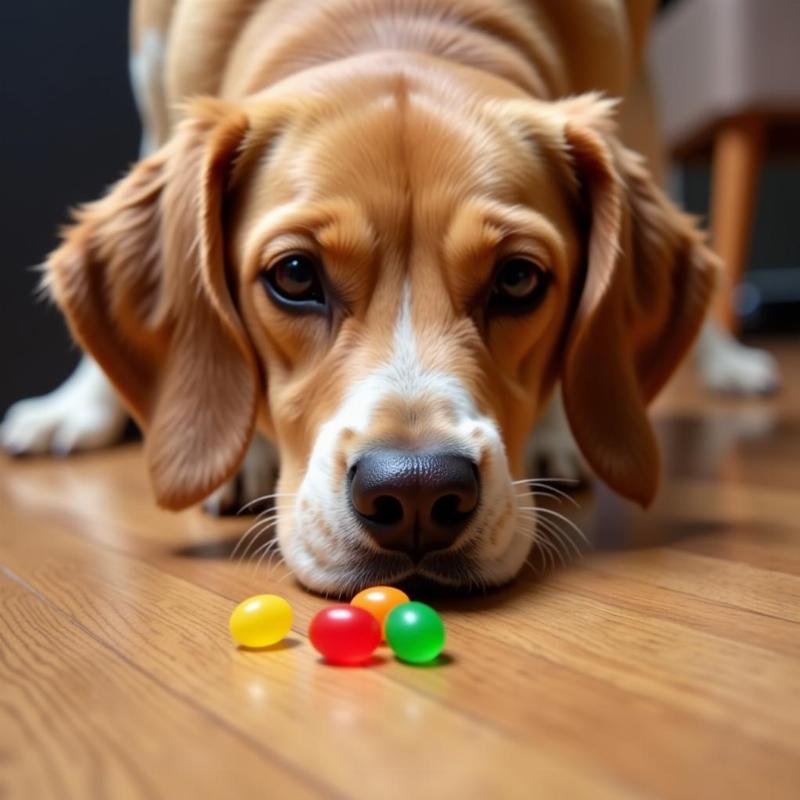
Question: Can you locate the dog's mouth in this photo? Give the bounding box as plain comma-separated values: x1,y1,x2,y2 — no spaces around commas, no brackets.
275,496,532,597
289,542,488,599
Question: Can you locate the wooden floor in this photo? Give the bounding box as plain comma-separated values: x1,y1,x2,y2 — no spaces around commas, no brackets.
2,342,799,800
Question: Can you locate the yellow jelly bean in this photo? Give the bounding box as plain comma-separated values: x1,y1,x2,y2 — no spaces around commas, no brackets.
229,594,293,648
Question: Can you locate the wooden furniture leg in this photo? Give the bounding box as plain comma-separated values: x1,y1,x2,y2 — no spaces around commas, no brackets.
709,115,765,332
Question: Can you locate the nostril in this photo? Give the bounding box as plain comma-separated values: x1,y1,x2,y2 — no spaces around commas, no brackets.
349,449,480,556
349,464,406,526
368,495,405,526
430,493,476,527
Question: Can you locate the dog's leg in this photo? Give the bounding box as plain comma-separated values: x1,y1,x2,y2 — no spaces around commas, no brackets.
1,356,128,455
129,22,169,158
695,318,780,395
526,389,589,482
202,435,280,516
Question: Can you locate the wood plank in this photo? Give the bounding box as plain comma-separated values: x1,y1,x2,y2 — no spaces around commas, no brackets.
550,566,800,659
3,478,799,798
0,500,634,800
0,570,325,800
587,549,800,624
2,340,799,799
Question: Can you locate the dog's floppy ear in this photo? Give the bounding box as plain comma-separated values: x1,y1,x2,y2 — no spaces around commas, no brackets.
47,98,259,509
555,94,718,505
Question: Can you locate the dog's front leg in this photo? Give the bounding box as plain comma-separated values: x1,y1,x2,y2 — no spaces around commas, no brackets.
1,355,128,455
526,388,589,483
695,318,780,395
202,434,280,516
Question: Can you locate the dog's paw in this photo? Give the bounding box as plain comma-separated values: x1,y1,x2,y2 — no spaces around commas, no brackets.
526,425,588,482
202,436,280,516
526,391,590,483
696,323,780,396
1,358,128,456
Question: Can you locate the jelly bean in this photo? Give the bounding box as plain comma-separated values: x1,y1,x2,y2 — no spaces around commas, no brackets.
350,586,410,636
229,594,293,648
385,602,446,664
309,605,381,665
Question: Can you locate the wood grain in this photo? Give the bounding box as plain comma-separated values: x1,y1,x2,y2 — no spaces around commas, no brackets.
1,341,799,799
0,570,323,800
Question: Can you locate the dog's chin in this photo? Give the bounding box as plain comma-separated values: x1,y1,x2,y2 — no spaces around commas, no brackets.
284,530,533,598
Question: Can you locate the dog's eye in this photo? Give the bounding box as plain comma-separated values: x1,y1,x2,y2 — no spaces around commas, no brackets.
489,257,550,313
262,253,326,309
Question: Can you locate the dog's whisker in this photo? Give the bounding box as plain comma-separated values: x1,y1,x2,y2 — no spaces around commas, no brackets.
230,506,294,561
516,504,585,565
230,524,269,562
253,503,295,523
537,538,560,570
259,554,287,584
529,525,561,569
521,553,540,577
514,505,588,547
236,518,281,564
516,516,555,572
537,524,570,567
515,489,578,508
524,528,555,574
249,535,281,564
250,538,283,576
274,561,294,586
512,478,581,486
537,516,582,561
514,486,580,507
231,511,280,555
535,507,590,546
237,492,297,515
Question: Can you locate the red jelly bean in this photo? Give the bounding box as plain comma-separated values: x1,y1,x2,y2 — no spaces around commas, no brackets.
308,605,381,665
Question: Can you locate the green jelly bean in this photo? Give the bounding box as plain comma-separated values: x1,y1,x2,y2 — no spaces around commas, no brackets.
385,601,446,664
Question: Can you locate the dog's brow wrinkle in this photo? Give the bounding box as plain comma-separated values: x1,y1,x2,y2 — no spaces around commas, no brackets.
316,211,376,260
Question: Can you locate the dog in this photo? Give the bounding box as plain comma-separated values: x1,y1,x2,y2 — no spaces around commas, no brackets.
2,0,726,594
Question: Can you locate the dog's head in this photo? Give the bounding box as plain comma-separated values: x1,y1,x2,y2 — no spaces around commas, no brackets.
47,70,716,594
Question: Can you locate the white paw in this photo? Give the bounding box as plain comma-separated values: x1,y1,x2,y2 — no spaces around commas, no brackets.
696,322,780,395
527,427,588,482
202,435,280,516
1,357,128,456
527,390,590,482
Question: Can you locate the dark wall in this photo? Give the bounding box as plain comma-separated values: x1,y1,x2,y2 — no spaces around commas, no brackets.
0,1,139,413
683,160,800,269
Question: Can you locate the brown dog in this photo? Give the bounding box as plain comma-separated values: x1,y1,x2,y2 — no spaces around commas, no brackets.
19,1,720,593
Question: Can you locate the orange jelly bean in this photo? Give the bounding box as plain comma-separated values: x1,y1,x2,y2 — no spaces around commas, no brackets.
351,586,410,636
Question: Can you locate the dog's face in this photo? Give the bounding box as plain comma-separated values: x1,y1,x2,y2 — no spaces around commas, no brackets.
48,75,716,594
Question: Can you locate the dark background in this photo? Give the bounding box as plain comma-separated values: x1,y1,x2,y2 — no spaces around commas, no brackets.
0,1,138,414
1,0,797,414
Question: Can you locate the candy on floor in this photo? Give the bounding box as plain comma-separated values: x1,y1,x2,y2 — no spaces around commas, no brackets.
384,601,446,664
308,604,382,666
229,594,293,648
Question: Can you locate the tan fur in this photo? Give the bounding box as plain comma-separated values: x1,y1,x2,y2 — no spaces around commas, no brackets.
48,0,717,512
48,100,260,508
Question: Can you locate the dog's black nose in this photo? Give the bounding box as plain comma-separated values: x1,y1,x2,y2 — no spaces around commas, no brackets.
349,449,480,560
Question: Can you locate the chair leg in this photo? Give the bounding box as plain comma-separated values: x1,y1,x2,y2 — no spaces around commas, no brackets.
709,115,764,332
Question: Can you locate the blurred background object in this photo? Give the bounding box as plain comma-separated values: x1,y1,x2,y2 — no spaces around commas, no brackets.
652,0,800,336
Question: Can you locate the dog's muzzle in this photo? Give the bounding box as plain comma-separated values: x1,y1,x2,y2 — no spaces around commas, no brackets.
348,448,480,562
